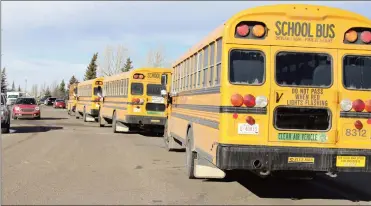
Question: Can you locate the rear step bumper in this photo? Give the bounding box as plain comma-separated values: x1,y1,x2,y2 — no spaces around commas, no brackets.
216,144,371,172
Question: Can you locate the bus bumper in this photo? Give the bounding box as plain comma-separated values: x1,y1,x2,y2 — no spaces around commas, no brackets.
90,109,99,117
124,115,166,126
216,144,371,173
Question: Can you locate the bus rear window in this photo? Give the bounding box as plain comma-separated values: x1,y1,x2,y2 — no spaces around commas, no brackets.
343,55,371,90
131,83,143,95
276,52,332,87
147,84,164,96
94,86,102,96
229,50,265,85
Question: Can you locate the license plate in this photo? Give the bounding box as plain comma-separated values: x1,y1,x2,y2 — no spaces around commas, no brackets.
237,123,259,135
151,96,164,103
336,156,366,167
288,157,315,163
133,108,141,112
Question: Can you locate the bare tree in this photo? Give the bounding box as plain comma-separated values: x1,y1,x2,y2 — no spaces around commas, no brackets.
40,82,47,96
146,46,167,68
30,84,39,98
50,81,60,97
98,45,128,76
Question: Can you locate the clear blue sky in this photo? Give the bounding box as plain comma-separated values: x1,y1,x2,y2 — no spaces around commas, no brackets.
2,1,370,91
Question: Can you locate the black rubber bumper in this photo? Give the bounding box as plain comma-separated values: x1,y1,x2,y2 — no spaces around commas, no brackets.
123,115,166,126
216,144,371,172
90,109,99,117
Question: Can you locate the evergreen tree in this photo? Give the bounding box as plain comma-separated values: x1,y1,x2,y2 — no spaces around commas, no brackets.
1,68,8,93
84,53,98,80
59,79,66,98
11,81,16,91
69,75,78,86
45,87,51,96
18,85,21,92
122,57,133,72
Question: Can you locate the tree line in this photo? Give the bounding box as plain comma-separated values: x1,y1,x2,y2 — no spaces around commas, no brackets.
1,45,167,99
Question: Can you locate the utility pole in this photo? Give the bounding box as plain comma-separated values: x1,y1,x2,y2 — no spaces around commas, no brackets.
25,78,27,94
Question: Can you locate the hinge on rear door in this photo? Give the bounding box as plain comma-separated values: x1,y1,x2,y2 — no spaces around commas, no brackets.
335,130,339,143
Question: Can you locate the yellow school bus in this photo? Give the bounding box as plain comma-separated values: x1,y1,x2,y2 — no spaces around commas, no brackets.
67,83,78,115
75,77,104,122
164,4,371,179
99,68,172,135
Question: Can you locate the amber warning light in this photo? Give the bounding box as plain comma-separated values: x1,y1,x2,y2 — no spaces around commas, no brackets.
95,81,103,85
133,73,145,79
344,29,371,44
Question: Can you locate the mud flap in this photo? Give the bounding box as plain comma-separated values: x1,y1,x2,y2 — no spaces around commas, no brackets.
85,116,96,122
116,122,129,132
194,156,226,179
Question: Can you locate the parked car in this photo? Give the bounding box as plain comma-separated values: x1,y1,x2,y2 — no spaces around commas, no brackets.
1,93,10,133
53,99,66,109
44,97,56,106
39,95,51,105
12,97,41,120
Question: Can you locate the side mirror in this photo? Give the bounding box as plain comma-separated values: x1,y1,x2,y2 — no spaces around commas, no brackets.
161,90,167,97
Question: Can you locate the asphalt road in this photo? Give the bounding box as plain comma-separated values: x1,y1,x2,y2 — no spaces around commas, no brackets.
2,106,371,205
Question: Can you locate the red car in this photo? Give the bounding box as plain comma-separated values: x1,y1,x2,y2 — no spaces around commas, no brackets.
12,97,41,120
53,99,66,109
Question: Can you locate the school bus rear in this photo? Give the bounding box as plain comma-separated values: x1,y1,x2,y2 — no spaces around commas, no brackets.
217,4,371,175
126,69,172,133
67,83,78,114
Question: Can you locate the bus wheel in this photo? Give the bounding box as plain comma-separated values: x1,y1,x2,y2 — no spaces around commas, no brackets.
112,112,118,133
83,108,87,122
186,128,196,179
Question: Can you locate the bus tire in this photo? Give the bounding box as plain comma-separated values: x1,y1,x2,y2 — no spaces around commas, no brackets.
112,112,118,133
83,107,87,122
186,128,196,179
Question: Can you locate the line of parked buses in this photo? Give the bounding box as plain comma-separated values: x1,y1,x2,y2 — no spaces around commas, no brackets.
67,4,371,180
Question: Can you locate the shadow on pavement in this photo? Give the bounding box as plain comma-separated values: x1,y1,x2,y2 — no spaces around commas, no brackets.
10,125,63,133
139,131,164,138
205,170,371,202
37,117,68,120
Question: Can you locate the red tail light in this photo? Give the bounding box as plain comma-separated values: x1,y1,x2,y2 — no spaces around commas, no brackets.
355,120,363,130
365,99,371,112
132,98,140,104
233,113,238,119
246,116,255,125
361,31,371,44
243,94,256,107
352,99,365,112
231,94,244,107
236,24,249,37
367,119,371,125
